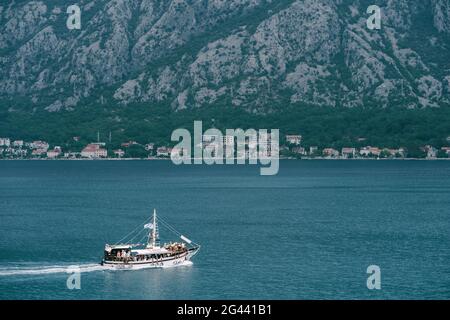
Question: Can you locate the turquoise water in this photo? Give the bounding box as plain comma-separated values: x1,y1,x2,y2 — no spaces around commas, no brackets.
0,160,449,300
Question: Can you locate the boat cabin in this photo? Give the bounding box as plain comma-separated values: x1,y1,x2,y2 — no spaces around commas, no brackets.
104,242,188,262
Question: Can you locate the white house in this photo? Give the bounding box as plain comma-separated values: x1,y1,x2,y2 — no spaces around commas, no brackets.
145,143,155,151
13,140,24,147
292,147,307,156
360,146,381,157
323,148,339,158
0,138,10,147
285,135,302,145
425,145,438,159
32,141,49,151
47,146,62,159
341,147,357,158
156,146,172,157
114,149,125,158
32,149,47,156
309,146,319,155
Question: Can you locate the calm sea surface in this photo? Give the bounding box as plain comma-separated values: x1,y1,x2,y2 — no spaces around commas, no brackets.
0,160,449,300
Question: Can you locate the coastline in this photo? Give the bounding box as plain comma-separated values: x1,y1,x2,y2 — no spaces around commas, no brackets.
1,157,449,161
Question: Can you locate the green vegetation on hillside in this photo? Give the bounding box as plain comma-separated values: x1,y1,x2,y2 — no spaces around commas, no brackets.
1,100,449,155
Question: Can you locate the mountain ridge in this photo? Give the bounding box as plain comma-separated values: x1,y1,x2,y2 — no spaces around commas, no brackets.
1,0,450,113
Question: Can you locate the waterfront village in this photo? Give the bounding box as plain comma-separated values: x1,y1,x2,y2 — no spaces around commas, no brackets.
1,134,450,160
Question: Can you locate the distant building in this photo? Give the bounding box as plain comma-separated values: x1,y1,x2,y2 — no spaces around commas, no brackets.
171,147,188,160
0,138,11,147
341,148,356,159
383,148,406,158
323,148,339,158
64,152,80,159
81,144,108,158
397,148,407,158
31,141,49,151
245,135,258,149
381,148,406,158
292,147,307,156
223,135,234,145
279,145,289,153
424,145,438,159
360,146,381,157
156,147,172,157
359,147,370,157
258,131,273,142
12,149,27,157
309,146,318,155
12,140,24,147
441,147,450,156
202,135,220,144
145,143,155,151
47,146,62,159
259,140,277,158
114,149,125,158
222,136,235,158
121,141,138,148
285,135,302,145
32,149,47,156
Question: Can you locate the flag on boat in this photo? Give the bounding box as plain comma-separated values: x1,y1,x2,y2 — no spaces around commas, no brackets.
180,235,192,244
144,223,154,229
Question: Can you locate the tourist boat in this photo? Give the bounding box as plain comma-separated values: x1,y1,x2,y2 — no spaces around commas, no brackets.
101,209,200,269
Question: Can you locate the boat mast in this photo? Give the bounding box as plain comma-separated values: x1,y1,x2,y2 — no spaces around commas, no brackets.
146,209,159,248
151,209,157,247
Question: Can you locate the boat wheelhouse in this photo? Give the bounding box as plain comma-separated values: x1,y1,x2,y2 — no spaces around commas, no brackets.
102,209,200,269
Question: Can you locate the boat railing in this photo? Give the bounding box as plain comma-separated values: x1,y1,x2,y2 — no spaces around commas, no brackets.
105,249,190,262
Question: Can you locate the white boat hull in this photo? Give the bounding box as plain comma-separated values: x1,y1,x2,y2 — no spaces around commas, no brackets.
102,248,199,270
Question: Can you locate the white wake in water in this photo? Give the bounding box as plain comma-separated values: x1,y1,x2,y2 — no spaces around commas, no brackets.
0,260,193,276
0,263,105,276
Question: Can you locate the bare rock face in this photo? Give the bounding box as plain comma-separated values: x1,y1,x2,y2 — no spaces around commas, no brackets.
0,1,48,49
0,0,450,112
432,0,450,32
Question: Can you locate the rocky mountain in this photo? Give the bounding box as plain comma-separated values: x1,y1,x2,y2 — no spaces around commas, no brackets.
1,0,450,113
